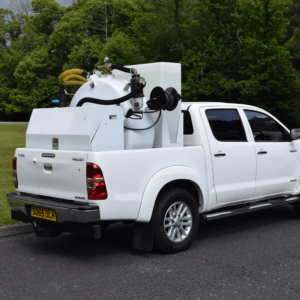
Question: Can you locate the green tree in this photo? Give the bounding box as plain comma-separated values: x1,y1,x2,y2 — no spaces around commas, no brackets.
285,0,300,72
285,28,300,71
182,0,300,127
128,0,200,62
0,8,26,49
1,0,300,126
0,9,27,117
0,1,67,117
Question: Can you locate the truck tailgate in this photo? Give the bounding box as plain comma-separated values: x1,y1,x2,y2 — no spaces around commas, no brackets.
16,148,88,202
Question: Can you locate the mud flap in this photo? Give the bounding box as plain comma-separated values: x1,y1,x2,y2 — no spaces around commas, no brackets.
133,220,153,252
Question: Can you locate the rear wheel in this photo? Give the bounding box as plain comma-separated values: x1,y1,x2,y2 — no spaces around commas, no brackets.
153,188,199,254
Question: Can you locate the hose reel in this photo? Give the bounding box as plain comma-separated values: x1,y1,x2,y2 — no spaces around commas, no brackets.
147,87,182,111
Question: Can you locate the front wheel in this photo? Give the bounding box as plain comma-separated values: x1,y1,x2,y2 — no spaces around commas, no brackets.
153,188,199,254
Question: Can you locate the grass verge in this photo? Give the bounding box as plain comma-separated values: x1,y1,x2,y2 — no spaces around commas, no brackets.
0,125,27,226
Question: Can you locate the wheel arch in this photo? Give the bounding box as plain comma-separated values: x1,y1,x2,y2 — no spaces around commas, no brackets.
159,179,203,207
136,166,207,222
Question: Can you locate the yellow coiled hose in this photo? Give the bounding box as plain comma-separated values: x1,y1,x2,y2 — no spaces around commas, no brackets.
58,69,88,86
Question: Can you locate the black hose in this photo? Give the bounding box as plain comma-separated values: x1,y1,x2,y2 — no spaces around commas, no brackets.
76,83,145,107
124,109,162,131
124,101,162,131
111,64,132,74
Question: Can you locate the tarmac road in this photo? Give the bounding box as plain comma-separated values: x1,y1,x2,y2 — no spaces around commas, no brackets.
1,205,300,300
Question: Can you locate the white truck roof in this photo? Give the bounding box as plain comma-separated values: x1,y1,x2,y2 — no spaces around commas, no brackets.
181,102,261,110
181,101,289,133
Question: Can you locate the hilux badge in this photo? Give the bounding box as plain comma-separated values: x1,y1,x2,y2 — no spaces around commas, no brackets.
42,153,55,158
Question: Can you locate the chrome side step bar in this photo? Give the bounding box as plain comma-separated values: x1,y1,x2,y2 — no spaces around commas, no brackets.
201,196,300,222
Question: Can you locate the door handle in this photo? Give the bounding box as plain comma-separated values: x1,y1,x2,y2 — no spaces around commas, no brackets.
44,164,52,171
290,149,297,153
214,153,226,157
257,151,267,155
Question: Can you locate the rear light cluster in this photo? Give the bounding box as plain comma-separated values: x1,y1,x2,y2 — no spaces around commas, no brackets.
12,157,18,189
86,163,107,200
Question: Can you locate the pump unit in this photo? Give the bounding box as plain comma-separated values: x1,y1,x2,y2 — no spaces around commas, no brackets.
26,58,183,152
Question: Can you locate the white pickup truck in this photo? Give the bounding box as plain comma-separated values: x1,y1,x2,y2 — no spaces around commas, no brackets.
6,62,300,254
7,102,300,253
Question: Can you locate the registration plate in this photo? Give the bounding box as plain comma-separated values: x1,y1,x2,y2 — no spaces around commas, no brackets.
31,207,57,222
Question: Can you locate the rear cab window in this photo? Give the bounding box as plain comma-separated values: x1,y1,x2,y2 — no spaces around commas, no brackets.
182,110,194,135
205,109,247,142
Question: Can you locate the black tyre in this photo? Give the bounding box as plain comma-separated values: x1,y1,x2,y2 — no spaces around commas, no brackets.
294,202,300,218
101,222,110,231
153,188,199,254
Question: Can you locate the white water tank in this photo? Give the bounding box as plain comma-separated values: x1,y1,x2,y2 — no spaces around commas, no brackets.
113,62,182,144
69,74,155,150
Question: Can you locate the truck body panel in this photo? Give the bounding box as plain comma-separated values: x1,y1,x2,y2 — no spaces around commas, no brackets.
26,106,108,151
87,146,205,220
137,165,206,222
16,148,88,202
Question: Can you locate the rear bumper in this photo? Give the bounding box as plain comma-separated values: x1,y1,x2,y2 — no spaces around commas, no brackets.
7,192,100,224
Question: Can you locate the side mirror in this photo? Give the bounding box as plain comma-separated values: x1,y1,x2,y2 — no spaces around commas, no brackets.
290,128,300,141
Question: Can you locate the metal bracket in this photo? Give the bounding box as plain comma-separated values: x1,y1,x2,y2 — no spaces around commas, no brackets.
123,83,131,91
64,89,74,96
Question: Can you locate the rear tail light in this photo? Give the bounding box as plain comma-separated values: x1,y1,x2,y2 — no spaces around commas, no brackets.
12,157,18,189
86,163,107,200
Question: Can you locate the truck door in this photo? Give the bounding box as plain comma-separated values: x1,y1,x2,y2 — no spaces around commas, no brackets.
200,107,256,204
243,110,299,198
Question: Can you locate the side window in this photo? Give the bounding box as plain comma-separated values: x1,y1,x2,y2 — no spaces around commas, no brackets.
205,109,247,142
182,111,194,135
244,110,289,142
